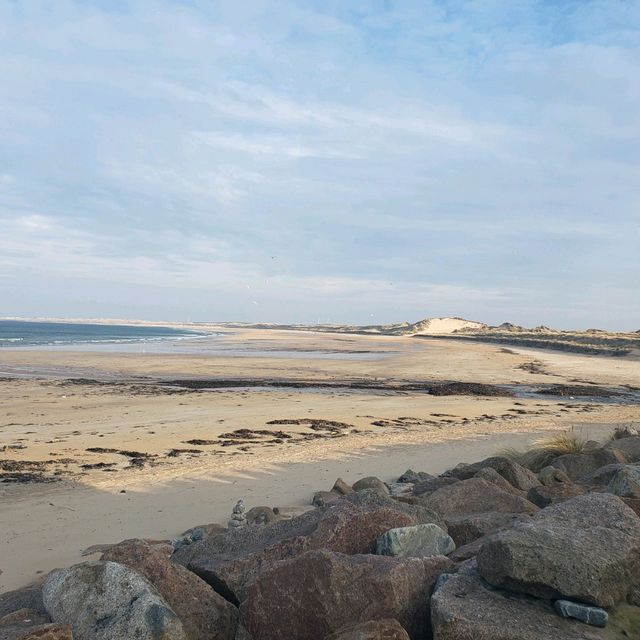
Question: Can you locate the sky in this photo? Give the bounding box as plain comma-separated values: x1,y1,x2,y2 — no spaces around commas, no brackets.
1,1,639,330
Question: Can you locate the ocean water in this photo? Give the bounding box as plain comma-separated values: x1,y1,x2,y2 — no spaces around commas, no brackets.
0,320,208,348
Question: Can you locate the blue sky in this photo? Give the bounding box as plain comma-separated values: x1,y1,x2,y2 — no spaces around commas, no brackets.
1,1,639,329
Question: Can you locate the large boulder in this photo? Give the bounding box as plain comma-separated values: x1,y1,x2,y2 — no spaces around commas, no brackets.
442,456,540,491
174,491,443,603
376,524,455,557
102,539,238,640
42,561,187,640
445,512,530,547
431,564,610,640
239,550,453,640
477,493,640,607
552,447,628,481
324,619,409,640
608,465,640,498
419,478,538,520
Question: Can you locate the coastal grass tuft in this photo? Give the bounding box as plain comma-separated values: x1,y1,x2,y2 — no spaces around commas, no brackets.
501,432,588,472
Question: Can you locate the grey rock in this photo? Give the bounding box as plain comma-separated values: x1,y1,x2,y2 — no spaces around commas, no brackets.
608,465,640,498
376,523,455,557
477,493,640,607
42,561,187,640
442,456,540,491
606,435,640,462
554,599,608,628
0,583,46,620
579,462,632,486
552,447,628,481
351,476,389,495
474,467,525,495
386,482,414,497
397,469,434,484
538,465,571,486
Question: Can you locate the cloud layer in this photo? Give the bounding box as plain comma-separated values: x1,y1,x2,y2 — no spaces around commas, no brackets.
1,1,639,329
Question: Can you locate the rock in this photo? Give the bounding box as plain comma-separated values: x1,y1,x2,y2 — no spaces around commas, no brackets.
376,524,455,557
447,536,488,562
245,507,281,525
228,500,247,529
352,477,389,495
324,619,410,640
629,586,640,606
443,456,540,491
527,482,589,508
42,561,187,640
477,493,640,607
538,465,571,486
312,491,341,508
579,462,631,486
623,497,640,516
0,609,72,639
239,550,453,640
412,476,459,497
101,539,238,640
552,447,628,481
445,512,530,547
174,491,443,603
398,469,434,484
181,523,226,540
431,564,610,640
332,478,353,495
473,467,524,495
608,465,640,498
606,435,640,462
419,478,538,520
234,624,254,640
386,482,413,497
0,609,50,628
0,621,72,640
554,600,608,628
0,584,46,620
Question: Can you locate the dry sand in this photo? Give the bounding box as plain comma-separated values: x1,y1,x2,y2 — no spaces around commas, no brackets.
1,329,639,592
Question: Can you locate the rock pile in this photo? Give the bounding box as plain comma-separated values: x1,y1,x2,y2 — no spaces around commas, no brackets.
1,435,640,639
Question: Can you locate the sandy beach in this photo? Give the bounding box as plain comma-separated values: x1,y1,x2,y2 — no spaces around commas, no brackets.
1,328,639,592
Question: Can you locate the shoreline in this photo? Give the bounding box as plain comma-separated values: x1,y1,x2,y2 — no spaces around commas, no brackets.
2,329,639,594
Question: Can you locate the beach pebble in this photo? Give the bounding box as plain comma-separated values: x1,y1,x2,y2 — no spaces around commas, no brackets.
554,599,608,627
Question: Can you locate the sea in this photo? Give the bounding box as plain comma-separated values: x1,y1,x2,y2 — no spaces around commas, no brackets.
0,319,210,349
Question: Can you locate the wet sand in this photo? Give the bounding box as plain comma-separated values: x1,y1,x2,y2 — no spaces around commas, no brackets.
1,329,639,591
